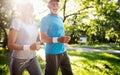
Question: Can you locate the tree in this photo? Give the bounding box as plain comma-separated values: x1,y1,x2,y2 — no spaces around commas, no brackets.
0,0,14,48
62,0,120,44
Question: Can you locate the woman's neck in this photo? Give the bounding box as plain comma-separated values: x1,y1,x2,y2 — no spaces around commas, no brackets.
20,16,32,25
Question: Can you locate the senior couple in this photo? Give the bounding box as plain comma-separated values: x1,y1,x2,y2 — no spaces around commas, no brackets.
8,0,73,75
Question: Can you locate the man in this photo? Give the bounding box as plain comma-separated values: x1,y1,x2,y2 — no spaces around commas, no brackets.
40,0,73,75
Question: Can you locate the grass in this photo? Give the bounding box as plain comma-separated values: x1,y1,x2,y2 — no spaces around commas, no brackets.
68,50,120,75
0,47,120,75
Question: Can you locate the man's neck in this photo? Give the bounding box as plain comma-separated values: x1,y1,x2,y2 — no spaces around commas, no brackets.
51,13,58,16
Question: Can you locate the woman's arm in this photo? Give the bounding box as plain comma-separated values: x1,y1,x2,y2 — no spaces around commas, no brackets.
7,29,23,50
8,29,41,51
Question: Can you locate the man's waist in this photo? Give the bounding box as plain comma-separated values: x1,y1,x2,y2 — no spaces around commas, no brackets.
46,51,66,55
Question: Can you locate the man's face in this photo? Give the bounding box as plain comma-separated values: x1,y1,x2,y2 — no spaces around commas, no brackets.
48,1,60,14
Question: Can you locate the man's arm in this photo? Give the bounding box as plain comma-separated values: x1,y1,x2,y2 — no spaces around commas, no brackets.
40,32,71,43
41,32,53,43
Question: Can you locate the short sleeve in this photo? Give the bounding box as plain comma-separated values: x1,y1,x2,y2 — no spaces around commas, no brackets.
33,20,38,28
60,16,63,21
10,18,21,31
40,17,49,32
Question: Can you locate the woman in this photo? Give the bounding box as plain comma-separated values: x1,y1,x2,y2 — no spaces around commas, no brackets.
8,2,42,75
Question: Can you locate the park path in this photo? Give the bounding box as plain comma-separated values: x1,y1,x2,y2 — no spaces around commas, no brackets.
67,47,120,54
37,45,120,60
39,45,120,54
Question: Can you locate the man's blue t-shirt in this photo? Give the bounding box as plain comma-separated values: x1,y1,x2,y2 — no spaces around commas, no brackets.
40,14,66,54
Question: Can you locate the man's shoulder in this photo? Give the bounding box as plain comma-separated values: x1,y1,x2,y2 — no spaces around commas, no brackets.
41,14,50,21
59,16,63,20
43,14,50,18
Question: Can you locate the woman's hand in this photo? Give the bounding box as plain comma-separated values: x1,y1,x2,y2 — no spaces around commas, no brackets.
30,42,41,50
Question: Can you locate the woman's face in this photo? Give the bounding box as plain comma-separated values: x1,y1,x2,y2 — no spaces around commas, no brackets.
20,3,34,17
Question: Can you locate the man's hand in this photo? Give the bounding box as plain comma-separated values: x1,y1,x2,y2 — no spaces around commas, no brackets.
30,42,41,50
58,36,71,43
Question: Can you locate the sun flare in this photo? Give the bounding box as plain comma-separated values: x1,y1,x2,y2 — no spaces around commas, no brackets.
11,0,48,20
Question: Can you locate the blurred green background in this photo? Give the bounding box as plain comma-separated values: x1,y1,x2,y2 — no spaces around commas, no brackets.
0,0,120,75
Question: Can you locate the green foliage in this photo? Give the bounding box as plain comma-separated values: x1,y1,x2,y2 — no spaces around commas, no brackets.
0,0,14,28
0,48,10,75
64,0,120,44
0,64,9,75
0,0,15,49
1,0,120,44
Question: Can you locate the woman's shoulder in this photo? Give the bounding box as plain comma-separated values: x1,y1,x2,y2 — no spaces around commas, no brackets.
10,18,22,30
12,17,20,21
32,20,38,26
12,18,22,24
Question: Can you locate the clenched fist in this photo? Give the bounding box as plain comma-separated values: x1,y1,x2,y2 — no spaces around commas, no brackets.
30,42,41,50
58,36,71,43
